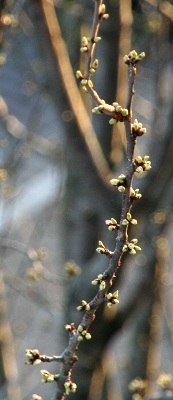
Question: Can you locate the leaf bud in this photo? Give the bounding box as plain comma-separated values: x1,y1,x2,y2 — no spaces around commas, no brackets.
33,359,42,366
118,186,125,192
100,4,106,13
135,156,143,164
94,36,101,42
121,108,128,116
78,325,83,332
92,59,99,69
122,245,128,252
98,240,104,247
107,302,113,308
80,46,88,53
77,335,84,341
85,304,91,311
144,163,152,171
130,50,138,59
107,292,113,300
112,102,118,107
81,36,88,47
128,243,134,250
111,218,117,224
102,13,109,19
71,383,77,392
131,219,137,225
76,70,83,79
136,166,143,173
123,55,129,64
122,219,129,225
130,238,138,244
65,324,72,331
32,395,43,400
113,290,119,298
96,247,103,253
99,281,106,290
118,174,126,183
110,178,119,186
108,225,116,231
85,332,92,340
134,245,141,251
138,52,145,60
109,118,117,125
91,279,98,285
127,213,131,220
98,274,103,279
129,248,136,255
115,105,122,113
92,107,102,114
81,79,87,85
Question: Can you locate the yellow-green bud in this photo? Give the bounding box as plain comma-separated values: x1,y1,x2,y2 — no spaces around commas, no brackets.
91,279,98,285
78,325,83,332
33,359,41,366
99,281,106,290
92,59,99,69
118,174,126,182
98,240,104,247
134,245,141,251
141,128,146,134
81,79,87,85
115,105,122,113
123,245,128,252
122,219,129,225
71,383,77,392
128,243,134,250
131,238,138,244
108,225,116,231
76,70,83,79
129,248,136,255
107,293,113,300
118,186,125,192
131,50,138,59
85,333,92,340
100,4,106,13
77,335,84,341
121,108,128,116
127,213,131,220
112,102,118,107
80,47,88,53
113,290,119,298
85,304,90,311
110,178,119,186
138,52,145,60
131,219,137,225
82,36,88,47
107,302,113,308
102,13,109,19
96,247,103,253
98,274,103,279
135,156,143,163
94,37,101,42
109,118,117,125
111,218,117,224
144,155,149,161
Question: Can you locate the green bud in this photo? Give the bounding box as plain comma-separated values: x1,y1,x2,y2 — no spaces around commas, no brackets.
94,36,101,43
32,395,43,400
115,105,122,113
122,219,129,225
80,46,88,53
129,248,136,255
110,178,119,186
77,305,82,311
135,156,143,164
91,279,98,285
107,302,113,308
128,243,134,250
85,304,91,311
127,213,131,220
71,383,77,392
89,68,95,74
134,245,141,251
118,186,125,192
98,240,104,247
96,247,103,253
105,219,111,225
141,128,146,134
64,382,70,389
122,245,128,252
113,290,119,298
111,218,117,224
136,166,144,173
92,107,101,114
77,335,84,341
112,102,118,107
130,238,138,244
76,70,83,79
130,50,138,59
144,155,149,161
65,324,71,331
138,123,142,129
112,298,119,304
131,219,137,225
102,13,109,19
107,293,113,300
81,36,88,47
81,79,87,85
92,59,99,69
108,225,116,231
118,174,126,183
99,281,106,290
85,332,92,340
144,163,152,171
98,274,103,279
33,359,42,366
121,108,128,116
78,325,83,332
100,4,106,13
109,118,117,125
138,52,145,60
81,300,87,306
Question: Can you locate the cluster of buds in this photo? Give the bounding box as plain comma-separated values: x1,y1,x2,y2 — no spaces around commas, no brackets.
106,290,119,308
99,3,109,20
132,119,146,137
91,273,106,290
157,373,173,390
130,187,142,200
64,381,77,395
105,217,119,231
109,103,128,124
123,239,141,255
40,369,54,383
110,174,126,192
96,240,113,258
76,300,90,311
135,155,152,173
64,322,76,334
123,50,145,65
80,36,89,53
25,349,41,366
122,212,137,226
77,325,92,341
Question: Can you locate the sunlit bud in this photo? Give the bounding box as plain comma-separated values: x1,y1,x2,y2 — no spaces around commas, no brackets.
82,86,88,92
82,36,88,47
81,300,87,306
141,128,146,134
127,213,131,220
32,395,43,400
85,333,92,340
71,383,77,392
77,335,84,341
130,238,138,244
91,279,98,285
111,218,117,224
128,243,134,250
76,305,83,311
138,123,142,129
33,359,42,366
98,240,104,247
130,188,135,197
113,290,119,298
122,219,129,225
65,324,72,331
136,166,143,173
129,248,136,255
100,4,106,13
112,102,118,107
108,225,116,231
115,105,122,113
78,325,83,332
138,52,145,60
144,155,149,161
92,59,99,69
109,118,117,124
98,274,103,279
64,382,71,389
89,68,95,73
92,107,102,114
96,247,103,253
122,245,128,252
107,293,113,300
107,302,113,308
81,79,87,85
144,163,152,171
80,46,88,53
76,70,83,79
94,36,102,42
102,13,109,19
98,105,104,111
118,186,125,192
82,330,87,336
112,298,119,304
85,304,91,311
135,156,143,164
105,219,111,225
130,50,138,59
134,245,141,251
121,108,128,116
131,219,137,225
99,281,106,290
123,55,129,63
118,174,126,182
110,178,119,186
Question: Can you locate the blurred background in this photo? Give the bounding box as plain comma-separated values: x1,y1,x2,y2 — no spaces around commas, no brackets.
1,0,173,399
